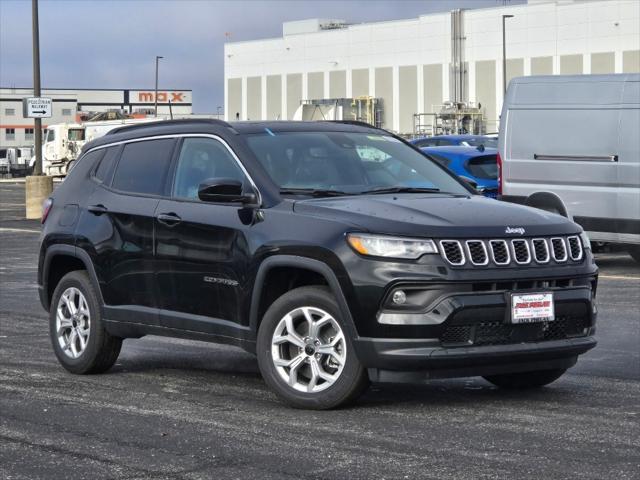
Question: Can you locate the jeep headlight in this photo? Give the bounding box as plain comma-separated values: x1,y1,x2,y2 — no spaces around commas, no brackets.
346,233,438,259
580,231,592,250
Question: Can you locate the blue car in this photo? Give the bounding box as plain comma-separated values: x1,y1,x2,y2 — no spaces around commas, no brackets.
420,145,499,198
411,134,498,149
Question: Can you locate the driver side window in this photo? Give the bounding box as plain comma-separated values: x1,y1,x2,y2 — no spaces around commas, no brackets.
173,138,246,200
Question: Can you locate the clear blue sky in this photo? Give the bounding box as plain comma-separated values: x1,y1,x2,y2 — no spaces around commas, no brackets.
0,0,524,113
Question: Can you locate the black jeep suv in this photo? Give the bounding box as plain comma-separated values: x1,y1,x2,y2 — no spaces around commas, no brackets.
38,120,597,409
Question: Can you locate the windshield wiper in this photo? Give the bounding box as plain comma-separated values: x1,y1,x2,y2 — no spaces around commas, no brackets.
359,186,441,195
279,188,353,197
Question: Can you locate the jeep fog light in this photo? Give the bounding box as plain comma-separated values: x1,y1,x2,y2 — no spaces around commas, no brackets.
392,290,407,305
347,233,437,259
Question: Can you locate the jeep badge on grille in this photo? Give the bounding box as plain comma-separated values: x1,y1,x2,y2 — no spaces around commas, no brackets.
505,227,526,235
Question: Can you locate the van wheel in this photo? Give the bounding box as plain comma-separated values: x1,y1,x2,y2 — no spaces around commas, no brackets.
483,368,567,389
257,286,368,409
628,246,640,264
49,271,122,374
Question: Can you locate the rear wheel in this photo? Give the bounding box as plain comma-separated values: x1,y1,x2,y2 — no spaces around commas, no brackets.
483,368,567,389
257,286,368,409
49,271,122,374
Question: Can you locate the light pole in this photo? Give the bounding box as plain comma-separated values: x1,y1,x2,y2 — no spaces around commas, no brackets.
154,55,163,117
216,106,222,118
502,14,514,95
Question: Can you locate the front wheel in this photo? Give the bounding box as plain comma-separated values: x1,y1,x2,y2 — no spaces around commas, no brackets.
628,246,640,264
483,368,567,389
257,286,368,409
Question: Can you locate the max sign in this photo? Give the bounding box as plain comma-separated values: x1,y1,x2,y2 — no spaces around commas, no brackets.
136,91,187,103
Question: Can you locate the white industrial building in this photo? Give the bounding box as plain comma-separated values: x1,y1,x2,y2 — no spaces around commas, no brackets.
224,0,640,134
0,87,192,147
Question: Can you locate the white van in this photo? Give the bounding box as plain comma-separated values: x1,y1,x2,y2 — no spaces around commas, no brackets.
499,74,640,262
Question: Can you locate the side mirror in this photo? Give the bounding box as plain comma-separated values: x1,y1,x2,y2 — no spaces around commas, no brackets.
459,175,480,193
197,178,257,204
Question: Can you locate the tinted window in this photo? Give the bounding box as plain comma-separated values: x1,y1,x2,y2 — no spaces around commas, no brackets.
93,146,120,184
173,138,245,200
72,150,104,176
426,153,452,168
112,139,175,195
465,155,498,180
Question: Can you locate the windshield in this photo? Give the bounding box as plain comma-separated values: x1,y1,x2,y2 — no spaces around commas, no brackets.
244,131,468,195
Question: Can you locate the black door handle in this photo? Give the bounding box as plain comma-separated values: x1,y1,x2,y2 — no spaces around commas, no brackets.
156,212,182,226
87,204,107,215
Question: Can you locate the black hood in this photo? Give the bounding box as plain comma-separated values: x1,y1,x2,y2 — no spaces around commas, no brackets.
293,194,581,238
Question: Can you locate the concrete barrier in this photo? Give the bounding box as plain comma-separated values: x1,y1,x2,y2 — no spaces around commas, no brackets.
25,175,54,220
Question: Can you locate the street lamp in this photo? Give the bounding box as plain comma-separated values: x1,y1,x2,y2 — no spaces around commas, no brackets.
217,106,222,118
502,14,514,95
154,55,163,117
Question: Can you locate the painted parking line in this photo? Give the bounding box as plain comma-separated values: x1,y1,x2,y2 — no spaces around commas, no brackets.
0,227,41,234
599,274,640,281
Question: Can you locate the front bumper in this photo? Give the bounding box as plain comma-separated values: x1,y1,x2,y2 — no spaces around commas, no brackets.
351,280,597,381
356,335,596,382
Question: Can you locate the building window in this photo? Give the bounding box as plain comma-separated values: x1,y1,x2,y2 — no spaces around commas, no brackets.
25,128,35,141
5,128,15,141
62,108,72,116
5,108,16,116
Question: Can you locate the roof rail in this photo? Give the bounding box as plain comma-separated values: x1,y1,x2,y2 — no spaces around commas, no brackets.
327,120,385,131
106,118,232,136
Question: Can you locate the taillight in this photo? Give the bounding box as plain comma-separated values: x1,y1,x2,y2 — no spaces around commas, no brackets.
496,151,503,196
42,198,53,224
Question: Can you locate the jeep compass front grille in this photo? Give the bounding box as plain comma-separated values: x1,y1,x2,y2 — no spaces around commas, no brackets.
439,236,583,267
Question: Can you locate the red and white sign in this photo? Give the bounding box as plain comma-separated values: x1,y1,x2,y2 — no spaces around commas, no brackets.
131,90,191,104
511,293,555,324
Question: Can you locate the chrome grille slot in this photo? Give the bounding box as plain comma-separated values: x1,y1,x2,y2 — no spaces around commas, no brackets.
489,240,510,265
511,239,531,264
440,240,465,265
551,237,568,262
465,240,488,265
567,236,583,261
532,238,550,263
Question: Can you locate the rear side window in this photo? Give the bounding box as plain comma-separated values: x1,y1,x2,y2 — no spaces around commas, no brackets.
465,155,498,180
93,147,120,184
112,139,175,195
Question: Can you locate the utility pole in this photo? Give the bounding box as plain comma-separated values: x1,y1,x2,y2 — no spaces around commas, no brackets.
32,0,42,175
502,14,514,95
25,0,53,220
154,55,163,117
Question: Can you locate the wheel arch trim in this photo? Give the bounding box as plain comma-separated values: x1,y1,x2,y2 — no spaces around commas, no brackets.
41,245,104,310
249,255,357,338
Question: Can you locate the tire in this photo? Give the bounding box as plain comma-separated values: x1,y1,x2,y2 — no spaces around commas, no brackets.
49,270,122,374
628,246,640,264
257,286,369,409
483,368,567,389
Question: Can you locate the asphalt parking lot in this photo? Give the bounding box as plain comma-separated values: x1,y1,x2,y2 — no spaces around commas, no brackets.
1,181,638,480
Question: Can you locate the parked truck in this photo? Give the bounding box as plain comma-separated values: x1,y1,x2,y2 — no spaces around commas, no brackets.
30,117,162,176
0,147,34,177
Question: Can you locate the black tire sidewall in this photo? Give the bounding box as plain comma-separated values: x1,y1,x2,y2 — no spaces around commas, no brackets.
49,271,108,374
257,286,367,409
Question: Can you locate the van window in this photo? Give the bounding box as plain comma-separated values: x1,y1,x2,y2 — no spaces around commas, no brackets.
112,139,175,196
93,147,120,185
173,138,245,200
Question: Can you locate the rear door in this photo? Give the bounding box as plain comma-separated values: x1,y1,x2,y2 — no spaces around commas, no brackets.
82,138,176,324
154,136,254,338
